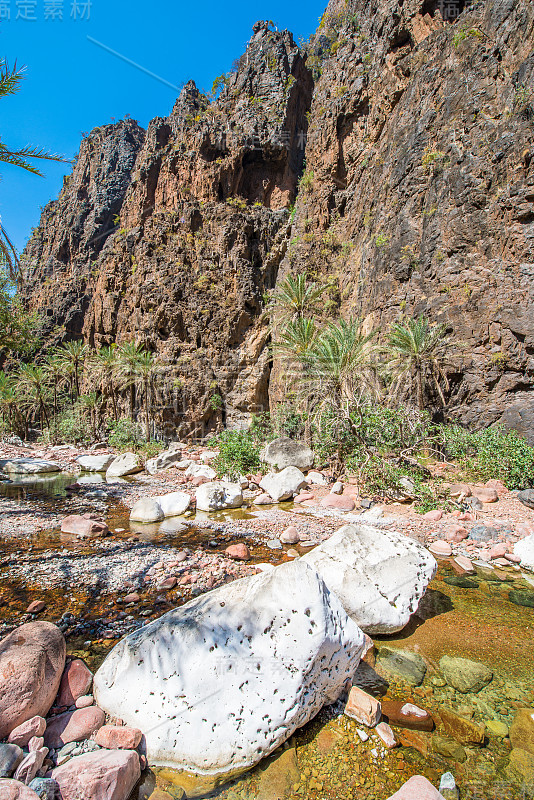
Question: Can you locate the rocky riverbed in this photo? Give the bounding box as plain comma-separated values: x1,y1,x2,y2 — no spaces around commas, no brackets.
1,439,534,800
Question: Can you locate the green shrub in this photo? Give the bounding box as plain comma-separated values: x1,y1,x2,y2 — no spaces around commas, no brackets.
443,425,534,489
210,429,264,481
39,408,93,446
108,418,145,450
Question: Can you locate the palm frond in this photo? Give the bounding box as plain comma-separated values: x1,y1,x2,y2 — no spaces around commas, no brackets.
0,60,24,98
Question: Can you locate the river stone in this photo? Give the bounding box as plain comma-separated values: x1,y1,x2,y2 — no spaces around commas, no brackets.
195,482,243,512
51,749,141,800
514,534,534,571
507,747,534,783
0,623,66,739
185,463,216,480
7,716,46,748
145,448,184,475
517,489,534,510
44,707,105,748
468,525,498,543
387,775,446,799
93,560,365,785
14,748,48,785
0,743,24,778
28,778,61,800
301,524,437,634
377,648,427,686
259,467,307,502
0,780,41,799
261,438,314,471
129,498,165,523
76,454,115,472
106,452,143,478
439,655,493,693
431,735,466,762
60,515,109,538
155,492,191,517
2,459,60,475
56,659,93,707
440,708,485,745
509,708,534,755
381,700,434,732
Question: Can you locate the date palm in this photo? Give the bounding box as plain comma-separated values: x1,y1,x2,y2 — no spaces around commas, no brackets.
16,363,50,431
55,340,87,401
89,345,120,420
1,60,67,281
384,315,449,410
116,342,147,422
78,391,102,440
272,274,326,321
134,350,157,441
0,371,21,434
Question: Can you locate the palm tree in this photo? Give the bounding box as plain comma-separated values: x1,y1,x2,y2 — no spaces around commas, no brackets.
78,392,102,440
384,315,449,410
55,340,87,401
16,363,50,431
89,345,120,420
1,60,67,281
0,371,21,434
116,341,145,421
43,352,65,418
274,317,318,444
271,274,326,321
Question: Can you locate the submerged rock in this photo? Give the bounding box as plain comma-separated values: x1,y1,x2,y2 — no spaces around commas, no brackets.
439,655,493,694
1,459,60,474
377,648,427,686
302,524,437,634
93,560,365,788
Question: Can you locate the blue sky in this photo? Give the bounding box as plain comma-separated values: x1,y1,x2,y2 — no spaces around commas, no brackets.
0,0,325,252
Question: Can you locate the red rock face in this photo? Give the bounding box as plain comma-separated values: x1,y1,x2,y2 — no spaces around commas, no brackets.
22,4,534,439
22,24,312,439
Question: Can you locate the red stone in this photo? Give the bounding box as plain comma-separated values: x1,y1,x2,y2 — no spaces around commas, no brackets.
445,525,468,543
56,659,93,706
473,487,498,503
428,540,452,556
293,492,315,504
44,706,105,748
381,700,434,731
26,601,46,614
94,724,143,750
423,510,443,521
344,686,381,727
60,515,109,538
387,775,445,800
225,544,251,561
7,715,46,747
158,577,177,590
320,494,355,512
51,749,141,800
0,779,41,799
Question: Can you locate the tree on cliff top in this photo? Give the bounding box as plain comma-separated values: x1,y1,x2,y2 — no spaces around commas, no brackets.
0,59,66,281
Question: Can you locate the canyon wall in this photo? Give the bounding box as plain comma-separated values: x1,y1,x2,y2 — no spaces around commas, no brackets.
22,1,534,441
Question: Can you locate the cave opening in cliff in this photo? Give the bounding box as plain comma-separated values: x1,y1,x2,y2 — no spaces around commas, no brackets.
422,0,467,22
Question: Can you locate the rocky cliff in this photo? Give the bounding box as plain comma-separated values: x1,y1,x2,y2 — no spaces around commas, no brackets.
22,2,534,441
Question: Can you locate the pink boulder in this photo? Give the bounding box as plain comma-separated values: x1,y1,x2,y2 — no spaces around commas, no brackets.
320,494,355,512
485,479,508,496
225,544,251,561
60,515,109,538
423,510,443,521
0,780,40,799
344,686,381,727
280,526,300,544
473,487,498,504
94,724,143,750
293,492,315,504
56,659,93,707
445,525,468,543
253,493,275,505
0,622,66,739
489,543,508,559
51,749,141,800
7,716,46,747
387,775,445,800
44,706,105,748
428,540,452,557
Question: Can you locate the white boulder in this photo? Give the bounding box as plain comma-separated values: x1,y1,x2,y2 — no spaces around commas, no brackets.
259,467,307,502
106,453,143,479
514,534,534,571
155,491,191,517
261,438,314,471
185,463,217,480
2,459,60,475
93,560,365,783
306,471,329,486
76,454,114,472
302,524,437,634
129,498,165,523
196,482,243,512
145,448,185,475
